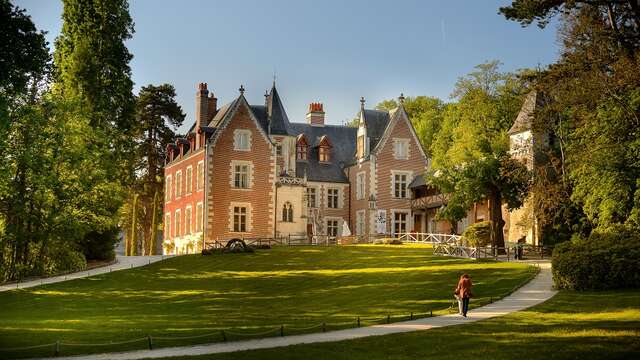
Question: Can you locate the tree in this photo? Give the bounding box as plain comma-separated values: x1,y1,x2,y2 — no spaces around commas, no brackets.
124,84,184,255
428,61,531,249
375,96,446,155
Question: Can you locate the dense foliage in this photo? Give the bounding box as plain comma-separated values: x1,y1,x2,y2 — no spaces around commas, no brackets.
552,226,640,290
462,221,491,247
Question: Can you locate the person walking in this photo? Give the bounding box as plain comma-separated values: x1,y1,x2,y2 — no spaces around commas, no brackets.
454,274,473,317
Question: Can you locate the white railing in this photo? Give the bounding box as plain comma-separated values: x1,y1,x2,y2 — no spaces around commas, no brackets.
397,232,462,245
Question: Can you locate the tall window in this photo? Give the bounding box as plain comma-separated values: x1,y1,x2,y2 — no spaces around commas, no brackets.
297,143,307,160
186,166,193,194
233,206,247,232
394,139,409,159
393,212,407,235
175,171,183,198
393,173,408,199
165,176,172,202
234,129,251,151
356,211,365,236
327,188,339,208
165,213,171,239
185,207,192,235
307,188,317,208
282,202,293,222
175,209,181,237
234,164,250,189
319,146,330,162
196,203,203,232
356,173,365,200
197,161,204,190
327,220,339,237
276,143,283,156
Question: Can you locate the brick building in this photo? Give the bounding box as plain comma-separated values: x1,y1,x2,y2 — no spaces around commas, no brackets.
163,82,436,254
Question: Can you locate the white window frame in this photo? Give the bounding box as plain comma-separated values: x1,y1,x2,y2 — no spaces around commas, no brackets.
356,172,365,200
230,160,253,189
233,206,247,232
391,170,411,199
196,202,203,233
186,166,193,194
326,218,339,237
185,206,192,235
356,210,365,236
233,129,252,151
175,170,183,198
392,210,409,236
327,188,339,209
393,138,410,160
165,175,172,202
175,209,181,238
197,161,204,191
165,213,171,239
307,187,317,208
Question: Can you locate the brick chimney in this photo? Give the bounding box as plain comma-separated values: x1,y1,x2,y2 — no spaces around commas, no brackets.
195,83,211,149
306,102,325,126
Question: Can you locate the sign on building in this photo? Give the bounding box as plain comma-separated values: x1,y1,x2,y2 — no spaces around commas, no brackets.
376,210,386,234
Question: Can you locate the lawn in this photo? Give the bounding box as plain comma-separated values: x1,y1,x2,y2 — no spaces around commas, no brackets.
161,289,640,360
0,245,535,358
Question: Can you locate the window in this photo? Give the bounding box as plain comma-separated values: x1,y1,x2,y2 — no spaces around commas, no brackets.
282,202,293,222
233,164,250,188
356,210,365,236
233,206,247,232
175,171,182,198
356,172,365,200
186,166,193,194
196,203,203,232
175,209,181,237
165,176,172,202
297,143,307,160
197,161,204,191
234,129,251,151
327,188,339,208
393,173,408,199
319,146,330,162
276,143,283,156
306,188,317,208
393,212,407,235
185,207,192,235
165,213,171,239
394,139,409,160
327,219,339,237
357,135,365,158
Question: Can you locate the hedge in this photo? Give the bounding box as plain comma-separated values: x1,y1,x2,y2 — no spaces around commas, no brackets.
463,221,491,247
552,226,640,290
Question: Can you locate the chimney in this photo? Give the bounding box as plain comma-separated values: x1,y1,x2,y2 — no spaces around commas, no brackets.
306,102,325,126
195,83,209,149
207,92,217,122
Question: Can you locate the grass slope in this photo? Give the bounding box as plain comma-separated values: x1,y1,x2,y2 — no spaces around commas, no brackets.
0,245,533,358
164,290,640,360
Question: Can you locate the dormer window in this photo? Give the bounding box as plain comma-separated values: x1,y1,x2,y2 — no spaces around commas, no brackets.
296,135,309,161
318,136,332,163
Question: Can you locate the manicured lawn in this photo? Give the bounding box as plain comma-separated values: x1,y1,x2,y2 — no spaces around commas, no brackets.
0,245,534,358
162,289,640,360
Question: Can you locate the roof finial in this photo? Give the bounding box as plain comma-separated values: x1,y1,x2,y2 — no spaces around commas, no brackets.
273,71,276,87
399,93,405,104
360,96,365,110
239,84,245,95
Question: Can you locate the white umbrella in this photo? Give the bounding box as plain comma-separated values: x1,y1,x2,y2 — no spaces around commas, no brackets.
341,221,351,237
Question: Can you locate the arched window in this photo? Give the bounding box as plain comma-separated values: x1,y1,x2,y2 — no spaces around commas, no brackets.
282,202,293,222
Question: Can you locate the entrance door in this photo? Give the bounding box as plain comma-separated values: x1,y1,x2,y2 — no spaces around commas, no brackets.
413,214,422,232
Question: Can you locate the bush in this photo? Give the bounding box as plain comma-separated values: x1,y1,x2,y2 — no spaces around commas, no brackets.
45,247,87,275
552,226,640,290
77,227,118,261
463,221,491,247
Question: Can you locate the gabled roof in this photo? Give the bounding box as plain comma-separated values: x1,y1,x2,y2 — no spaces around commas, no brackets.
266,85,291,135
207,94,273,148
509,91,544,135
289,123,357,183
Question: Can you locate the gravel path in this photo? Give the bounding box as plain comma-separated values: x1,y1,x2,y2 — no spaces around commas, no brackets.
0,255,169,292
42,262,556,360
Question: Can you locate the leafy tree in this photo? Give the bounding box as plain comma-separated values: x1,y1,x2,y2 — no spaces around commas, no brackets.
123,84,184,255
428,61,531,249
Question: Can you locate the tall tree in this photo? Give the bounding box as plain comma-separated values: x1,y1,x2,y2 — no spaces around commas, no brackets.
429,61,531,248
125,84,184,255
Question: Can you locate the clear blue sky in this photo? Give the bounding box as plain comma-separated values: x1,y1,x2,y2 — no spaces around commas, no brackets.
16,0,559,132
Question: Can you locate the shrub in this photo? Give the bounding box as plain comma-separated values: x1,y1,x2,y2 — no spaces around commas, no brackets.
463,221,491,247
45,247,87,275
552,226,640,290
77,227,118,261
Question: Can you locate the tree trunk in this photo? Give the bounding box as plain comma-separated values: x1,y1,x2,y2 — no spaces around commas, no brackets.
149,191,158,255
130,193,138,256
488,188,506,254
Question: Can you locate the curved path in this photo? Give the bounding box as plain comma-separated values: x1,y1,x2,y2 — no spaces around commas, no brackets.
44,262,556,360
0,255,168,292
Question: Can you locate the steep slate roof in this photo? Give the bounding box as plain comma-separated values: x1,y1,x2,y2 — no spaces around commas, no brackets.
289,123,357,183
508,91,543,135
362,109,391,149
409,174,426,189
266,85,291,135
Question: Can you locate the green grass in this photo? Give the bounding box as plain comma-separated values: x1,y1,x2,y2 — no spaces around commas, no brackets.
0,245,534,358
158,290,640,360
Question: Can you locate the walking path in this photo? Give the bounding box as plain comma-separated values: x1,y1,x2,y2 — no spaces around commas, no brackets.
0,255,168,292
45,261,556,360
